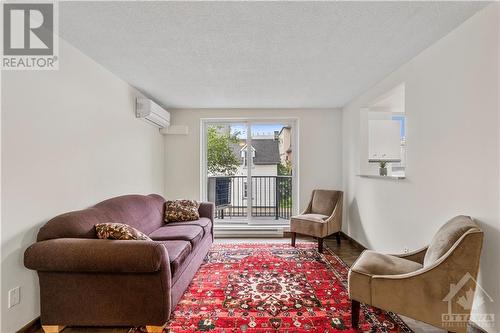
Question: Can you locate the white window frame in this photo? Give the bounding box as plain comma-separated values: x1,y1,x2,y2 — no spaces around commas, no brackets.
200,117,299,225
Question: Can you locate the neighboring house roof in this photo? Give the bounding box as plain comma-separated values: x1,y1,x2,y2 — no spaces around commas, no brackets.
231,139,280,165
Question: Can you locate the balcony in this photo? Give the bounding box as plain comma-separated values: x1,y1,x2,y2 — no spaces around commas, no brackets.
208,176,292,221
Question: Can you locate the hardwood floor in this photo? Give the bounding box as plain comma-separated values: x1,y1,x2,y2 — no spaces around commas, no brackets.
324,236,363,266
32,235,446,333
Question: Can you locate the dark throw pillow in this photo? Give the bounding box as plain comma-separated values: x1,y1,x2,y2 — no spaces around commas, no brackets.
165,199,200,222
95,223,152,240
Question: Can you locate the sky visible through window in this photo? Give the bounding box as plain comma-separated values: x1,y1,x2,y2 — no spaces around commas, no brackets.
230,124,286,138
391,115,406,139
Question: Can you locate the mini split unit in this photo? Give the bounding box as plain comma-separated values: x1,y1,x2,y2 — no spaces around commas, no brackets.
135,97,170,128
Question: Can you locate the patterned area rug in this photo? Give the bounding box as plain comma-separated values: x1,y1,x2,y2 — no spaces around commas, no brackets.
132,243,412,332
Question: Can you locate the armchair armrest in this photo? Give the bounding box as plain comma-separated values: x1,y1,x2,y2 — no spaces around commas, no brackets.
324,206,342,227
24,238,169,273
390,246,428,264
198,202,215,221
324,192,343,232
324,195,343,221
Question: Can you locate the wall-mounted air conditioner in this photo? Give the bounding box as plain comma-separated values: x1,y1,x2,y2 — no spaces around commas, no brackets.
135,97,170,128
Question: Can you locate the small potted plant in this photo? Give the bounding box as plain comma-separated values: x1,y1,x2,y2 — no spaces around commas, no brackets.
379,161,388,176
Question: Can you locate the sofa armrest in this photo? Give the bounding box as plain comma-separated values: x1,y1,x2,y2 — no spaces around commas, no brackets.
198,202,215,221
24,238,169,273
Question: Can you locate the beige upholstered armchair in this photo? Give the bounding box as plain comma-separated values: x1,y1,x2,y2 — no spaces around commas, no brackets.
290,189,343,253
348,216,484,333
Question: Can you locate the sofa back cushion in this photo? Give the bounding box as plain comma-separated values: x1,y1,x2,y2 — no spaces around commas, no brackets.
37,194,165,241
423,215,479,267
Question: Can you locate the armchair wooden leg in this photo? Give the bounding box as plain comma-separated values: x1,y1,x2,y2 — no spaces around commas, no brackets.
351,300,360,328
42,326,66,333
336,232,341,245
146,325,165,333
318,237,324,253
291,232,296,247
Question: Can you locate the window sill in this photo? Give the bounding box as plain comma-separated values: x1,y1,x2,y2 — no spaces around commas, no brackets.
357,174,406,181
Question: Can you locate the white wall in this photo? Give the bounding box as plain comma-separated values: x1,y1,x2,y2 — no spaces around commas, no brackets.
342,4,499,332
498,5,500,278
164,109,343,212
1,38,165,332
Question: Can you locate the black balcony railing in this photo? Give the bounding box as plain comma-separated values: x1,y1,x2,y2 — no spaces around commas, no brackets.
208,176,292,220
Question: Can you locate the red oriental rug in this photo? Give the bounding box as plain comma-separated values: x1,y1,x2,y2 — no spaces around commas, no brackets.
132,243,412,332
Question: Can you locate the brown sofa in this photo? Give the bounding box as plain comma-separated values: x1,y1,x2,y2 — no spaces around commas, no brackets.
348,216,483,333
24,194,214,333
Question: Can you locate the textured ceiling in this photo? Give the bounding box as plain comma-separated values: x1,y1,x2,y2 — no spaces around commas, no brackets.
60,1,488,109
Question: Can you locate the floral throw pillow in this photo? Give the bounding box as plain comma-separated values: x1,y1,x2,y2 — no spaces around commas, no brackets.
165,199,200,222
95,223,151,241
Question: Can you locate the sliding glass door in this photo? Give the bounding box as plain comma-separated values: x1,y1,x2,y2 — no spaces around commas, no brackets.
202,120,296,225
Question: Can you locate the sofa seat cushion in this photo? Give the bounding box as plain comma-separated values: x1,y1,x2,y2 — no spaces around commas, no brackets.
348,250,422,304
149,225,203,247
158,240,191,279
166,217,212,237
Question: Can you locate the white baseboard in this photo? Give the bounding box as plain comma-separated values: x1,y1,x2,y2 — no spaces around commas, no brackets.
214,224,286,237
